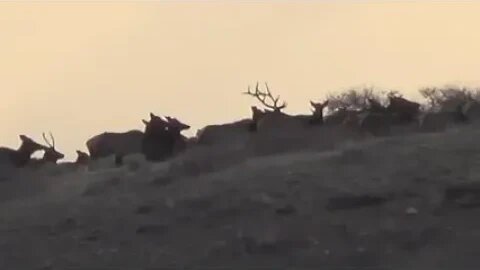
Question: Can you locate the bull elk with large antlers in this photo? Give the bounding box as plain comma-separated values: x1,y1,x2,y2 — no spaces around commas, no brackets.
244,82,287,113
244,82,288,131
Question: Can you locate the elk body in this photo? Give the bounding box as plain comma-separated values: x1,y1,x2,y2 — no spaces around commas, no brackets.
342,96,420,136
0,135,46,167
195,118,254,148
324,108,361,126
141,113,190,162
387,96,421,124
244,82,330,132
86,130,144,160
418,104,468,133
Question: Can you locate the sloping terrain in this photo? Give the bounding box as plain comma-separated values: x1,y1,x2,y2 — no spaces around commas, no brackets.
1,126,480,269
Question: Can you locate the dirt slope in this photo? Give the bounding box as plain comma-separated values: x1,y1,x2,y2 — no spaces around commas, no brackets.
1,126,480,269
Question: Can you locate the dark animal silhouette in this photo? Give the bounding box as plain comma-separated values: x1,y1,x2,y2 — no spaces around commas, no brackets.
86,130,144,160
0,135,46,167
387,96,421,124
309,100,329,125
324,107,360,126
40,132,65,164
249,106,267,131
195,118,253,146
75,150,90,165
141,113,190,162
364,96,420,125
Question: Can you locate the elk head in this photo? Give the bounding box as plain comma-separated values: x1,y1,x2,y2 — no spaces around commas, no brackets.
165,116,190,133
309,100,329,125
244,82,287,113
75,150,90,165
250,106,267,122
18,134,46,155
41,132,65,164
142,113,169,134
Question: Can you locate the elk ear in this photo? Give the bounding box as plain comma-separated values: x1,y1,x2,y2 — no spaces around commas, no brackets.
142,119,149,125
310,101,316,107
149,112,155,119
19,135,28,141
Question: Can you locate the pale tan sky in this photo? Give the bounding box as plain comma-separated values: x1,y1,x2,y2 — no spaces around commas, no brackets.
2,2,480,160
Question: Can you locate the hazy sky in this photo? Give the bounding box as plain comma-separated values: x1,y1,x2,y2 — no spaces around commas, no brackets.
2,1,480,160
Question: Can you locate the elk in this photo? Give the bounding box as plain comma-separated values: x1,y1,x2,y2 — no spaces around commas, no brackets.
41,132,65,164
248,106,267,131
244,82,287,113
75,150,90,165
195,118,253,146
86,130,144,160
387,96,421,124
461,100,480,123
244,82,288,131
367,98,387,113
343,111,391,137
324,107,360,126
0,135,46,167
141,113,190,162
309,100,329,125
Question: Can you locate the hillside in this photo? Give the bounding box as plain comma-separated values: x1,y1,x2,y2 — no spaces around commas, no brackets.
1,124,480,269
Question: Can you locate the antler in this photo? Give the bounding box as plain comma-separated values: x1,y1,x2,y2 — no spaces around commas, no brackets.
49,132,55,149
42,132,56,149
42,132,52,148
243,82,287,112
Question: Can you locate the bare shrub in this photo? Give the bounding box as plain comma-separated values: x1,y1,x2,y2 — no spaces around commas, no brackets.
325,86,400,113
419,85,480,112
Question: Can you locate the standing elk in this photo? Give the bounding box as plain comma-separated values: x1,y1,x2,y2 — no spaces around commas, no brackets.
141,113,190,162
0,135,46,167
85,130,144,160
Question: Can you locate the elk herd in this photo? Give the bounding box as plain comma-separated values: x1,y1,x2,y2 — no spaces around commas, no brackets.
2,82,480,171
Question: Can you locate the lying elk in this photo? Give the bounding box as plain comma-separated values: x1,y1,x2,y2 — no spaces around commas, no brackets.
309,100,329,125
0,135,46,167
75,150,90,165
387,96,421,124
40,132,65,164
141,113,190,162
365,96,421,124
244,82,288,131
